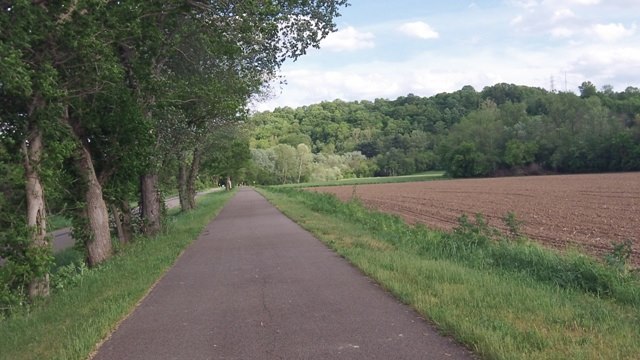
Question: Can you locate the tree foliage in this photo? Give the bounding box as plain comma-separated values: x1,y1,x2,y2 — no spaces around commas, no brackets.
0,0,349,308
248,83,640,182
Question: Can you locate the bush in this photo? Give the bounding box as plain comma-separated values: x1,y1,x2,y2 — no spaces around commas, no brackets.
605,240,633,275
0,225,54,317
503,211,524,240
0,261,28,318
51,261,88,291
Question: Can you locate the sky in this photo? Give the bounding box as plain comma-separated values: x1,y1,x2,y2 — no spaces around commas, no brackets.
254,0,640,111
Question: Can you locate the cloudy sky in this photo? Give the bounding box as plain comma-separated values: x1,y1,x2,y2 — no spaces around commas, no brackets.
255,0,640,111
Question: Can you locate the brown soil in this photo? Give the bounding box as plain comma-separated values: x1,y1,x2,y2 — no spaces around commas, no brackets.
309,173,640,265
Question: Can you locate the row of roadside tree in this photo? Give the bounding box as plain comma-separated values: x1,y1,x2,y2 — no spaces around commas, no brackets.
0,0,347,304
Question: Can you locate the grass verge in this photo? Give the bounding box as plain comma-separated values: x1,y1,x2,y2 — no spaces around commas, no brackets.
47,215,72,232
275,171,446,188
0,190,235,360
258,187,640,360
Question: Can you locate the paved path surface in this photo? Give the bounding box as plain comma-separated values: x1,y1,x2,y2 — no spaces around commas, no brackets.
93,188,474,360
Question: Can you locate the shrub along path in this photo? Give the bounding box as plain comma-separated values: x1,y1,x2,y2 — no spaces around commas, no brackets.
92,187,473,359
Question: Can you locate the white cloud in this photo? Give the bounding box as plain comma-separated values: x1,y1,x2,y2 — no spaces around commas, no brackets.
510,0,539,10
592,23,636,42
320,26,375,52
551,27,575,38
514,0,592,11
539,0,599,6
564,0,600,4
254,41,640,111
510,15,524,25
571,45,640,70
252,1,640,111
552,8,576,21
507,1,640,42
398,21,440,40
254,51,539,110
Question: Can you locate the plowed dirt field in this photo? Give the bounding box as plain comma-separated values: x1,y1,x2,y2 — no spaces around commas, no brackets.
309,173,640,265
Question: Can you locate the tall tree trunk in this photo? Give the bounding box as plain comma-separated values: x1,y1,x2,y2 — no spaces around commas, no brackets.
121,47,163,234
65,106,112,266
140,173,162,235
110,204,125,244
22,110,50,298
186,147,202,210
281,167,286,184
120,200,134,243
225,176,232,191
177,153,189,212
77,142,112,266
110,201,133,244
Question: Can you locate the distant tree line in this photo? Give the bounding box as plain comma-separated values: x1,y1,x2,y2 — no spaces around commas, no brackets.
249,82,640,181
248,144,373,184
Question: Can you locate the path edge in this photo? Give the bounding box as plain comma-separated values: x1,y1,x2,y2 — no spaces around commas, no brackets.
87,191,237,360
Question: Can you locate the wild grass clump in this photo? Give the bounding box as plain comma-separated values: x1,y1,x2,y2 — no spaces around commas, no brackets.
267,186,640,306
47,215,72,232
605,240,634,275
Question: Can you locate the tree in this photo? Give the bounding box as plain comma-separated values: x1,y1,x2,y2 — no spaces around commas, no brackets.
53,3,140,266
249,82,640,180
445,142,483,178
0,1,145,268
1,1,76,294
273,144,298,183
481,83,524,105
295,143,313,183
439,100,505,177
200,129,252,192
110,0,348,230
579,81,597,98
249,148,278,184
1,0,350,303
504,140,537,168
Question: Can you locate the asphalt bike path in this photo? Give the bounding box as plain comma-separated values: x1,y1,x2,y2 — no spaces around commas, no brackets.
93,187,474,359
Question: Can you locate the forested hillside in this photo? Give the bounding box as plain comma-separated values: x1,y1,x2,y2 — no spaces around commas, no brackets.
248,83,640,182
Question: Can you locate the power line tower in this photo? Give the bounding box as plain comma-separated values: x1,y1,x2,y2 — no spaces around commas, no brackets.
550,75,555,92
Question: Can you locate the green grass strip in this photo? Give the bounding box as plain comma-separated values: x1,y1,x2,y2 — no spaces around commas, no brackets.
259,187,640,360
47,215,72,232
0,190,235,360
